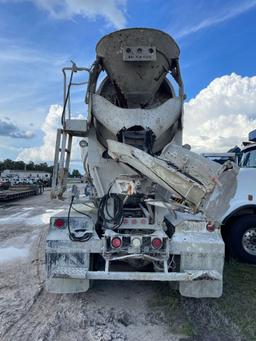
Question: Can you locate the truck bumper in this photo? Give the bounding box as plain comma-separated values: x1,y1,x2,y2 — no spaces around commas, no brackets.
50,268,222,282
46,230,225,298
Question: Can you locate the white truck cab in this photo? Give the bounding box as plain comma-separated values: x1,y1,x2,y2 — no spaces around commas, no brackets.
203,131,256,263
220,139,256,263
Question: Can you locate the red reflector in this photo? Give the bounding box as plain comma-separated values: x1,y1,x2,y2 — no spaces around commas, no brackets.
131,218,137,224
151,238,162,249
111,237,122,248
141,218,146,224
206,223,215,232
54,218,65,229
123,218,129,224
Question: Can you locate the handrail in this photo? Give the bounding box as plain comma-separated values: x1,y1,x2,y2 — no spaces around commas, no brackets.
61,62,91,128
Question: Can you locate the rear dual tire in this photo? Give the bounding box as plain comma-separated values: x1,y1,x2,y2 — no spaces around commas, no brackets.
229,215,256,264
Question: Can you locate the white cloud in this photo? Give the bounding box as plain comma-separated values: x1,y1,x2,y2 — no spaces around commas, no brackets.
17,104,82,162
184,73,256,152
1,0,127,29
17,104,62,162
0,37,69,71
173,0,256,39
18,73,256,163
0,117,34,139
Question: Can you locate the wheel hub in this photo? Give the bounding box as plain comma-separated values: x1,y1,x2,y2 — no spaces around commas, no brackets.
242,227,256,256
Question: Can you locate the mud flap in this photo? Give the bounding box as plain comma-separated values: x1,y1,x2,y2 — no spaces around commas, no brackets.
45,249,91,294
46,277,90,294
179,253,224,298
179,278,222,298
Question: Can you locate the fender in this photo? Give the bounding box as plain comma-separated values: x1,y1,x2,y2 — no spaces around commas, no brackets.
222,204,256,225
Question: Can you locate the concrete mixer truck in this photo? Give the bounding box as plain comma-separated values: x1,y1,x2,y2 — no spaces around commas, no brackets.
46,28,238,298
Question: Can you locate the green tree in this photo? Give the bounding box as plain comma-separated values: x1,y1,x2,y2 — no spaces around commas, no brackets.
15,161,25,170
71,169,81,178
0,160,53,175
26,161,35,170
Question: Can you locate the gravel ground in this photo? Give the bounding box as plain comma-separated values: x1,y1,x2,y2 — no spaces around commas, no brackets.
0,190,253,341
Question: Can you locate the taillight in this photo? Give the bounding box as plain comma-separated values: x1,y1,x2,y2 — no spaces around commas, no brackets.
111,237,122,248
151,238,162,249
206,223,215,232
54,218,65,229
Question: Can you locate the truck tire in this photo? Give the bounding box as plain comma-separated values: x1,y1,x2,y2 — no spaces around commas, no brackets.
230,215,256,264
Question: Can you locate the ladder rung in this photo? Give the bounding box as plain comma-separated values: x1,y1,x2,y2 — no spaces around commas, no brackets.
58,148,71,153
51,127,73,199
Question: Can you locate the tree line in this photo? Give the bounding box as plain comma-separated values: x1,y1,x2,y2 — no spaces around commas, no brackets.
0,159,53,173
0,159,82,178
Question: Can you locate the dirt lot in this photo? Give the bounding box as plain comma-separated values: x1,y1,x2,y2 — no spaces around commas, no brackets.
0,190,255,341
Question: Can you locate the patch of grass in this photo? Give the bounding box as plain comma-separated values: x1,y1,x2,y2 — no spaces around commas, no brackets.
179,321,196,337
148,284,196,337
149,260,256,340
214,260,256,340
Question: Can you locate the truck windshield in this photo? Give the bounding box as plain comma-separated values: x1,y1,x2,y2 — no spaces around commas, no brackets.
240,148,256,168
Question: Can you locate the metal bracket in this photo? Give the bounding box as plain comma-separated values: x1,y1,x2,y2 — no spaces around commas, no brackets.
123,46,156,61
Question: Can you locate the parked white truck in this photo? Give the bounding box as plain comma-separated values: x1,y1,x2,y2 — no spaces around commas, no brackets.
220,131,256,263
46,28,238,298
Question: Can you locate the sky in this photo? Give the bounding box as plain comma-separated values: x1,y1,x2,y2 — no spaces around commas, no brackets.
0,0,256,170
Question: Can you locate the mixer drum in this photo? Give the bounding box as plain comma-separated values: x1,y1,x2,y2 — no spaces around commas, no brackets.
96,28,180,108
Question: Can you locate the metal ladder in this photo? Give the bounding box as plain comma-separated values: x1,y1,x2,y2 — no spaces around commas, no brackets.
51,63,90,199
51,129,73,199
